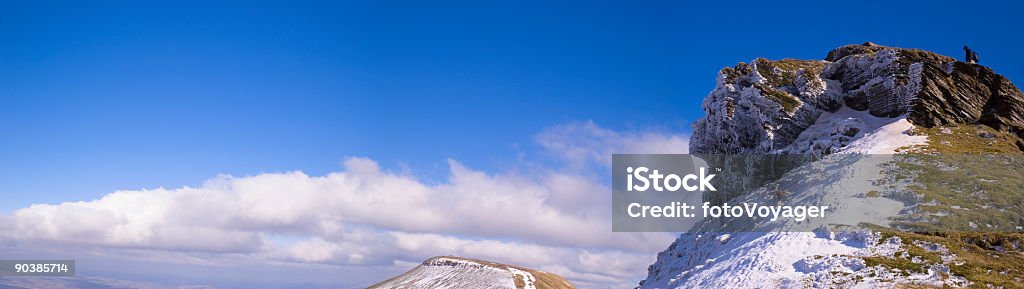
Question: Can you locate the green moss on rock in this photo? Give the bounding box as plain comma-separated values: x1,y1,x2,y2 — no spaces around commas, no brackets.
753,83,801,114
753,58,825,87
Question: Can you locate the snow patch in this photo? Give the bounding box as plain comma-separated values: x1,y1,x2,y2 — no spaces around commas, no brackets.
509,267,537,289
782,106,927,155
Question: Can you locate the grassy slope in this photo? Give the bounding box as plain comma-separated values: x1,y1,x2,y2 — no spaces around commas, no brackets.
858,125,1024,288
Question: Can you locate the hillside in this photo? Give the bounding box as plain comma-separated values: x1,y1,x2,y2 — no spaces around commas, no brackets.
367,256,576,289
639,43,1024,289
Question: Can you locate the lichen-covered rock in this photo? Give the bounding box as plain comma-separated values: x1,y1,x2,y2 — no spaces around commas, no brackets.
690,58,839,154
690,43,1024,154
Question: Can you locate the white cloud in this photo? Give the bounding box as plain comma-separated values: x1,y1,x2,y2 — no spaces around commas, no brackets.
286,238,343,263
0,121,688,289
535,121,689,167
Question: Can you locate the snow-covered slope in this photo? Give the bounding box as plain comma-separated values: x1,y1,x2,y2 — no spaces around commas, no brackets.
638,135,928,288
639,110,972,288
638,229,974,289
368,256,576,289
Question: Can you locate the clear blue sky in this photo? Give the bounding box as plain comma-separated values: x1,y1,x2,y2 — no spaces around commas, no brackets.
2,0,1022,211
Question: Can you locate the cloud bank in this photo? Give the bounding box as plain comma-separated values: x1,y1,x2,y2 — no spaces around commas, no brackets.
0,121,688,289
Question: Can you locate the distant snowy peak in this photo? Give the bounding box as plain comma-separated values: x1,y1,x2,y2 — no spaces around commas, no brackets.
690,42,1024,155
367,256,576,289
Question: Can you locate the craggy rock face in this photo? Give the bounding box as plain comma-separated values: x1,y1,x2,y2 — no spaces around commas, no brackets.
828,44,1024,131
909,59,1024,130
689,43,1024,154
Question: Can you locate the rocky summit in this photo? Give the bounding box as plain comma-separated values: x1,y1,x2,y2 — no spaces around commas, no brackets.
690,42,1024,155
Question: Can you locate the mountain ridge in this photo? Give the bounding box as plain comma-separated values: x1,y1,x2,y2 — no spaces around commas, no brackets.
367,256,576,289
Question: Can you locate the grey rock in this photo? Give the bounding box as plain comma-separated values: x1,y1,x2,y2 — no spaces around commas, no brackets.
690,43,1024,154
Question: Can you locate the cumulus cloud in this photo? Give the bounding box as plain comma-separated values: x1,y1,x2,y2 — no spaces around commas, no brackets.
535,121,689,168
0,121,688,288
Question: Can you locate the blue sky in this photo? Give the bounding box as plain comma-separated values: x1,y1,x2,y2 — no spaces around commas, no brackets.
3,1,1024,288
3,1,1022,211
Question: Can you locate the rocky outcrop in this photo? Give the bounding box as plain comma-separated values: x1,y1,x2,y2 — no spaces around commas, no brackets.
829,44,1024,131
912,60,1024,130
690,43,1024,154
